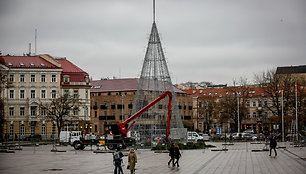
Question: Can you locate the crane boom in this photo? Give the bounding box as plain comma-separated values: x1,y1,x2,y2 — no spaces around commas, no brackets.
117,91,172,141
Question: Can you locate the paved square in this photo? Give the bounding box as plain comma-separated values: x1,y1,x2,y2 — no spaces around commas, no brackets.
0,142,305,174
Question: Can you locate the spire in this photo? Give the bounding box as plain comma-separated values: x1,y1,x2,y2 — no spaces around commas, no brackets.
153,0,156,23
130,0,185,146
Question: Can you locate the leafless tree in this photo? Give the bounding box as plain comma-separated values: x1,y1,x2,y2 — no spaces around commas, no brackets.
40,95,81,139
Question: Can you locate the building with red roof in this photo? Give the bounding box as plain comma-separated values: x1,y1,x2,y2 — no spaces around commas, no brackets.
0,54,91,139
90,78,194,135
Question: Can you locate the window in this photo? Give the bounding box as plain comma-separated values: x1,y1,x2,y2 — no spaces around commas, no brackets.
264,101,268,107
252,101,256,107
52,124,56,135
86,90,88,99
247,112,250,118
30,62,35,66
31,90,35,98
9,90,14,99
51,74,56,82
20,107,25,116
42,125,46,135
73,109,79,116
73,90,79,99
51,90,56,99
64,75,70,83
41,90,46,99
31,126,35,135
253,112,257,118
41,108,46,116
94,125,97,133
20,125,25,136
20,62,24,66
20,74,25,82
10,124,14,136
9,107,14,116
258,100,262,107
30,106,36,116
20,90,25,99
95,111,97,118
246,101,250,107
30,74,35,82
63,89,68,98
9,74,14,82
41,74,46,82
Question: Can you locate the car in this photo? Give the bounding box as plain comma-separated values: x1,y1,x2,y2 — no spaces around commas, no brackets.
242,133,253,139
200,134,211,141
232,133,243,140
187,132,203,142
24,134,42,141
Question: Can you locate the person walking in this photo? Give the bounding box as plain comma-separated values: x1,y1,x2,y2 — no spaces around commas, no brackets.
269,136,277,156
128,148,137,174
173,144,181,167
168,143,175,166
113,148,124,174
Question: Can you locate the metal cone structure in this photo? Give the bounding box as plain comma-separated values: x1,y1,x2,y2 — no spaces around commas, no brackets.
130,22,186,146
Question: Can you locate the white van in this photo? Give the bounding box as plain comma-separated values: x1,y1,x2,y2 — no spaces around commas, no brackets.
59,131,82,144
187,132,203,142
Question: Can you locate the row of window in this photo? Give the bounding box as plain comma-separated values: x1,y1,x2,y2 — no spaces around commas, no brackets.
9,106,83,117
9,124,56,136
9,89,57,99
246,100,268,107
9,73,57,83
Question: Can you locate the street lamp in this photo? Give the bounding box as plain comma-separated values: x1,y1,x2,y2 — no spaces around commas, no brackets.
237,94,240,134
121,94,125,122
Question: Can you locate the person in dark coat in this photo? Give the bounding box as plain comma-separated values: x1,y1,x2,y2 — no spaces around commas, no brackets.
168,143,175,166
113,148,124,174
173,144,181,167
269,136,277,156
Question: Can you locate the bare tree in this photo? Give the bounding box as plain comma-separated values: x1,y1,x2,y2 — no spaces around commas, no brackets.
218,79,249,132
0,69,12,140
40,95,81,139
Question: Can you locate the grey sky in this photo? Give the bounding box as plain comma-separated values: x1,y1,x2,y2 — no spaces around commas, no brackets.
1,0,305,85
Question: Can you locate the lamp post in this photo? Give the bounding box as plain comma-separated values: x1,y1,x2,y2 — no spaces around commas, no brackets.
237,94,240,134
121,94,125,122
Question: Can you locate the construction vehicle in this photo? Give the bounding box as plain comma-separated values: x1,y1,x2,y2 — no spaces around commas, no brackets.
71,91,173,150
103,91,173,150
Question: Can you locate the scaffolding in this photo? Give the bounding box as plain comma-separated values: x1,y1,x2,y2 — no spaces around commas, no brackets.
130,22,186,146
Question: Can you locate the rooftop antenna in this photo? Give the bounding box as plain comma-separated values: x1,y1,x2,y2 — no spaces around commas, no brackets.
34,29,37,55
153,0,156,23
28,43,32,56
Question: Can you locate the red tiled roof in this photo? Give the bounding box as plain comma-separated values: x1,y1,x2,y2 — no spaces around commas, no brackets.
184,87,270,98
55,58,85,73
55,58,90,86
91,78,138,92
90,78,185,93
0,55,60,69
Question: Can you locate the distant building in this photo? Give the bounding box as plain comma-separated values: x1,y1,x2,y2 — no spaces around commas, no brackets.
90,78,193,135
276,65,306,79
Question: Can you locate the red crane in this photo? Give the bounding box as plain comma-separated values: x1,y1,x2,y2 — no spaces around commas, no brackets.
117,90,172,142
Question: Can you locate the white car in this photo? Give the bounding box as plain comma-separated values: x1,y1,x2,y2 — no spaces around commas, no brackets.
187,132,203,142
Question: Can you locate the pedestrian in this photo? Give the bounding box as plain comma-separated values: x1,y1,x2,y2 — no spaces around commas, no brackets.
173,144,181,167
168,143,175,166
128,148,137,174
113,148,124,174
269,136,277,157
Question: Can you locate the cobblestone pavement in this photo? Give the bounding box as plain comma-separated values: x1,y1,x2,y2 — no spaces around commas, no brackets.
0,142,305,174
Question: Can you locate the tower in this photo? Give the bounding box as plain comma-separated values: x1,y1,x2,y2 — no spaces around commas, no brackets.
130,0,186,146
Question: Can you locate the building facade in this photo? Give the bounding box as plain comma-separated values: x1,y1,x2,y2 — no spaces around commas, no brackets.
0,55,62,140
90,78,193,136
0,54,91,140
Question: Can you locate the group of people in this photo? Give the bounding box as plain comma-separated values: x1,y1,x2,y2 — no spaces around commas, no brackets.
168,143,181,167
113,148,137,174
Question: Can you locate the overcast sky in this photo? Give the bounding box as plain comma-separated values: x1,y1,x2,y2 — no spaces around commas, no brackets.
1,0,305,85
